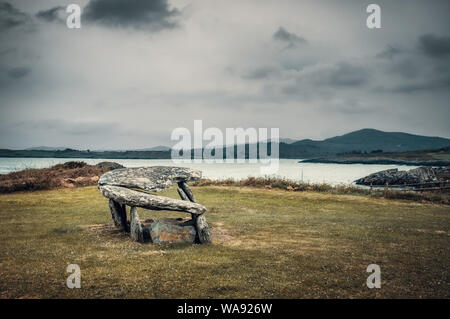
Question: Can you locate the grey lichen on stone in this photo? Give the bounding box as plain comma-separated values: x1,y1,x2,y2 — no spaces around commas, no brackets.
98,166,211,244
130,207,144,243
178,181,196,202
194,214,211,244
177,187,189,201
108,199,128,232
145,218,197,244
176,182,211,244
96,162,125,171
99,184,206,215
98,166,202,192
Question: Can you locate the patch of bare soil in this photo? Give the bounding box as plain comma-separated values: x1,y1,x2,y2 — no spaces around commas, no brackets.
80,223,129,242
211,222,234,243
83,221,235,247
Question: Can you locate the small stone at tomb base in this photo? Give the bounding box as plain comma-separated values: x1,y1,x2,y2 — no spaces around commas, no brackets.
142,218,197,244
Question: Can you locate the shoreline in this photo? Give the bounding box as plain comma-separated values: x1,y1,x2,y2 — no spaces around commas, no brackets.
300,158,450,166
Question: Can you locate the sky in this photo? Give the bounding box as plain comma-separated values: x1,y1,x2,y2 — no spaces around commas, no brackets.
0,0,449,150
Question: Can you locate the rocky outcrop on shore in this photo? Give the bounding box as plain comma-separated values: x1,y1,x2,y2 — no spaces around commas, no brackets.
354,166,449,186
95,161,124,171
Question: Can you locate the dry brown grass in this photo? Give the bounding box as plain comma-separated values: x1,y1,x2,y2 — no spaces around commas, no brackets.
0,162,106,193
0,185,449,298
193,177,450,205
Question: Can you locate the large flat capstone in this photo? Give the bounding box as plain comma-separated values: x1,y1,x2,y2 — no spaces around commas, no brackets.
98,166,202,192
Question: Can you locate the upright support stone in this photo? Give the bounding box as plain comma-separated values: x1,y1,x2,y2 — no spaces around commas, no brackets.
178,182,196,202
194,214,211,244
177,186,195,219
177,181,211,243
130,207,144,243
109,199,128,232
99,167,212,245
177,187,189,201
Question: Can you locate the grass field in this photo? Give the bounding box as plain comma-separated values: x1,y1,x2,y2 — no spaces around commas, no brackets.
0,186,449,298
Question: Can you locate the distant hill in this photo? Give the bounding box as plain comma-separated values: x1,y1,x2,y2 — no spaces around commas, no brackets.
133,145,171,152
281,129,450,158
2,129,450,160
0,148,172,160
25,145,172,152
25,146,68,151
278,138,298,144
300,146,450,166
323,129,450,152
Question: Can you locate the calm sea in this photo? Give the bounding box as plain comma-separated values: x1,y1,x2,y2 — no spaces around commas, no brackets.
0,157,417,185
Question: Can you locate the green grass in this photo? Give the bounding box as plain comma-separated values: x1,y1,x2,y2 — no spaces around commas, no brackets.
0,186,449,298
433,154,450,160
193,177,450,204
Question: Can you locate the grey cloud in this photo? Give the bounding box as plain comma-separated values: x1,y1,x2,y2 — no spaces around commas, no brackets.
387,59,420,79
0,48,15,56
313,62,369,87
241,67,277,80
319,98,374,115
0,2,32,31
266,62,370,100
82,0,179,30
0,119,139,149
375,34,450,93
36,6,65,23
375,61,450,94
273,27,307,48
388,76,450,94
7,66,31,79
13,119,121,136
1,1,450,148
418,34,450,58
376,45,403,60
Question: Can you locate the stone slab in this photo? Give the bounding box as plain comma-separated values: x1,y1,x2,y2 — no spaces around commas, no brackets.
98,166,202,192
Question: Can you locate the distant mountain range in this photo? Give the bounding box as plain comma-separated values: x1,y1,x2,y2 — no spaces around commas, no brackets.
25,145,172,152
133,145,172,152
25,146,69,151
2,129,449,160
279,128,450,158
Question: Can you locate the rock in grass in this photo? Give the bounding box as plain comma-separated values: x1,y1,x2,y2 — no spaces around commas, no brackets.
144,218,196,244
96,162,125,171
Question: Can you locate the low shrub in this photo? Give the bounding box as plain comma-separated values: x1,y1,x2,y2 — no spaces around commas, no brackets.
0,162,105,193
